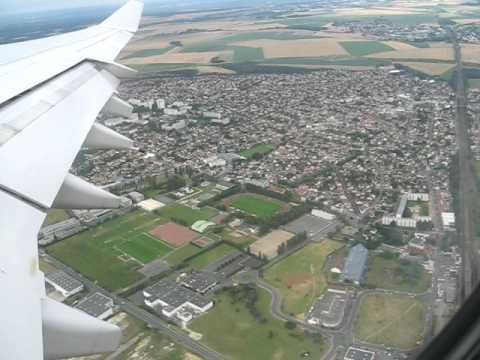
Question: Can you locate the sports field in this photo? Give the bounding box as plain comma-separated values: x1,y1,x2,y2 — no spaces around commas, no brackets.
158,203,218,226
229,194,282,218
264,240,344,317
163,243,204,266
354,293,426,349
47,211,168,290
117,233,172,263
365,255,432,293
191,286,327,359
341,41,394,56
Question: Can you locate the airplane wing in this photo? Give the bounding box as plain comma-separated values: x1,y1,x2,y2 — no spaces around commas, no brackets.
0,1,143,359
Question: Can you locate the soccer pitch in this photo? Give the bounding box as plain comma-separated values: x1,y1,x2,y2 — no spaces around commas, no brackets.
48,210,168,290
230,194,282,218
117,233,172,263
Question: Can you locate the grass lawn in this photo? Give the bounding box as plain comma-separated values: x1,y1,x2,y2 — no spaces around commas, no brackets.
188,243,236,269
264,240,344,317
240,143,274,158
47,211,168,290
354,294,426,349
191,286,327,360
158,203,218,226
44,209,70,225
407,200,430,216
117,233,172,263
365,255,432,293
340,41,394,56
163,243,203,266
230,194,282,218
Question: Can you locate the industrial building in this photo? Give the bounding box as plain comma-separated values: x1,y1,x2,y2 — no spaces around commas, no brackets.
76,293,115,320
45,270,84,298
181,271,219,294
342,244,368,285
144,280,213,324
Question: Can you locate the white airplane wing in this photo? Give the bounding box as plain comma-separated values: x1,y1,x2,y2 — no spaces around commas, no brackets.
0,1,143,359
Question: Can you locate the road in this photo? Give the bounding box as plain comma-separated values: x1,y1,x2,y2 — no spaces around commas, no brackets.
41,252,225,360
450,29,478,300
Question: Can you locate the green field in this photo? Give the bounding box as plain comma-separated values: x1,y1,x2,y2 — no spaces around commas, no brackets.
340,41,394,56
407,200,430,216
240,143,274,158
117,234,172,263
158,203,217,226
230,194,282,218
365,255,432,293
122,47,174,59
188,243,237,269
354,294,426,349
191,286,327,360
264,240,344,316
163,243,204,266
231,46,264,63
44,209,70,225
47,211,169,290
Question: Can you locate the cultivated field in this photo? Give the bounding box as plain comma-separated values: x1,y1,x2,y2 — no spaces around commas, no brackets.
228,194,284,218
369,46,454,61
47,211,168,290
191,287,327,359
341,41,394,56
44,209,70,225
365,255,432,293
249,230,295,259
354,293,426,349
264,240,344,317
397,61,455,76
232,38,349,58
123,50,232,65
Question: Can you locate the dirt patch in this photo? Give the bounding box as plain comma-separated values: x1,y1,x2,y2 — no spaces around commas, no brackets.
382,41,418,50
286,273,311,288
249,229,295,260
461,44,480,64
149,222,198,247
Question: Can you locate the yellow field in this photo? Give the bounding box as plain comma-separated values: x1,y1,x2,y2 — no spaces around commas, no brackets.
266,64,376,71
383,41,418,51
196,65,236,74
461,45,480,64
123,50,233,65
369,47,454,61
397,61,455,75
333,7,424,16
232,38,349,58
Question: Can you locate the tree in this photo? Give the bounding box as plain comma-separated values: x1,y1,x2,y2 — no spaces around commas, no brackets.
285,321,297,330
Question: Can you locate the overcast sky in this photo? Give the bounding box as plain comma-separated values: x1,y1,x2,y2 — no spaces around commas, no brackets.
0,0,140,14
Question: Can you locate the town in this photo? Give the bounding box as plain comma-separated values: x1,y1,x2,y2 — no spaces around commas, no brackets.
37,66,465,360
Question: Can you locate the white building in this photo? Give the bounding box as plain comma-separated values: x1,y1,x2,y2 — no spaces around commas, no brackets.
311,209,336,221
442,212,456,229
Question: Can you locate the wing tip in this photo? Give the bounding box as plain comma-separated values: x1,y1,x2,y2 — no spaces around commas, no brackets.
100,0,144,33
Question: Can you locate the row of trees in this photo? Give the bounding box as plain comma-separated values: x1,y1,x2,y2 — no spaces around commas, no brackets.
277,231,308,255
257,204,313,236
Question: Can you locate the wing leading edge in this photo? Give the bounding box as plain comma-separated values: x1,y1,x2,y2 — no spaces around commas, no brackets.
0,1,143,359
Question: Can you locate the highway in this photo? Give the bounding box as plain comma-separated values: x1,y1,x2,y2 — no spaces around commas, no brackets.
449,30,478,300
41,252,225,360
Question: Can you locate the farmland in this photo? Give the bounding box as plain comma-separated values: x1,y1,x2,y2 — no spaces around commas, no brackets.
191,286,327,359
341,41,394,56
264,240,344,317
354,294,426,349
47,210,168,290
